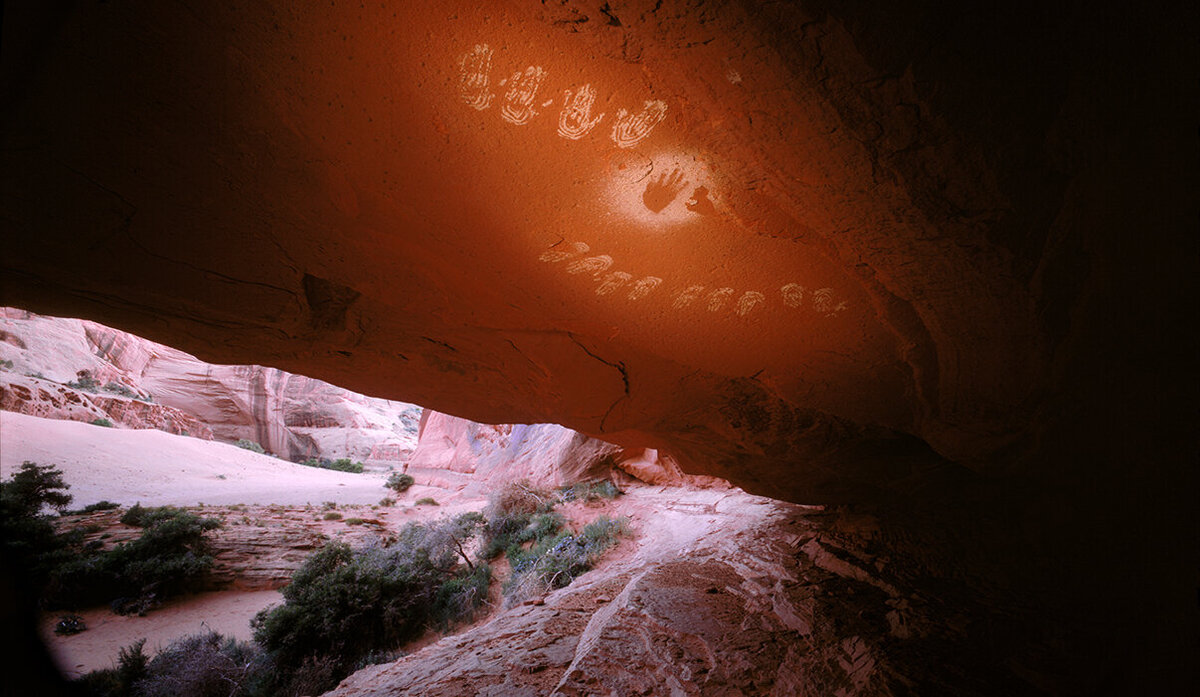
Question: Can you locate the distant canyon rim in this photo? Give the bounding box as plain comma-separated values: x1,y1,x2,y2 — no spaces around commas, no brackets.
2,0,1196,693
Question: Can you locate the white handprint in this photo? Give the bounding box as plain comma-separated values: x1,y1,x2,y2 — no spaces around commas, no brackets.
501,66,548,125
812,288,848,316
458,44,494,110
706,287,735,312
611,100,668,148
595,271,633,296
627,276,663,301
735,291,765,317
672,285,706,309
565,255,613,277
780,283,806,308
557,83,606,139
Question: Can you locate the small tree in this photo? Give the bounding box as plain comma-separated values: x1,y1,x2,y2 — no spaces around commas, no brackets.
385,472,414,494
0,462,74,590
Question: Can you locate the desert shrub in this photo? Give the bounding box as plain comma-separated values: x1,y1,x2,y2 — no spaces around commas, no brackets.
323,511,343,521
431,562,491,630
415,497,438,506
0,358,13,369
102,382,139,399
76,639,149,697
235,439,265,454
49,506,220,610
74,500,121,514
502,515,629,606
379,497,397,507
343,517,364,526
134,631,268,697
558,480,622,502
301,457,364,473
90,417,115,427
54,613,86,635
478,482,555,560
253,516,489,694
328,458,365,473
67,370,100,392
119,503,197,528
385,472,414,493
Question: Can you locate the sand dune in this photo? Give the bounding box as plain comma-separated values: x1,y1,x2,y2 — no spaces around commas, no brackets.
1,411,395,507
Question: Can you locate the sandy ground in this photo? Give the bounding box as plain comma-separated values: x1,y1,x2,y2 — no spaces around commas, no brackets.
5,410,779,684
0,411,472,677
0,411,415,507
40,590,283,679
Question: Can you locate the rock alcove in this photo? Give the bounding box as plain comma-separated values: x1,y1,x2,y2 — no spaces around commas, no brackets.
1,0,1195,693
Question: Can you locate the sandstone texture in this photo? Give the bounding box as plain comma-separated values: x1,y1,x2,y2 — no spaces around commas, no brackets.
2,0,1194,690
408,409,618,492
0,308,420,464
330,489,1036,697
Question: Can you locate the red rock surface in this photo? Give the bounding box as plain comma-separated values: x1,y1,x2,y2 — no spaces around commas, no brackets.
1,0,1194,691
407,409,620,492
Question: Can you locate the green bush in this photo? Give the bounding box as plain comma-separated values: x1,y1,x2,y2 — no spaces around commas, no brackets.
0,462,74,589
252,515,490,694
0,358,13,370
415,497,438,506
329,458,364,473
235,439,266,454
323,511,343,521
66,370,100,392
478,482,555,560
75,639,148,697
90,417,114,428
54,614,86,635
102,381,139,399
379,497,397,507
301,457,364,473
134,631,268,697
558,480,622,502
73,500,121,514
49,506,220,610
343,517,364,526
502,515,629,606
386,472,415,493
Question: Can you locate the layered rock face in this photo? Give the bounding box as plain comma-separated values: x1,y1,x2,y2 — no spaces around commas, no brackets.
406,409,720,493
0,308,420,463
406,410,621,492
1,0,1194,690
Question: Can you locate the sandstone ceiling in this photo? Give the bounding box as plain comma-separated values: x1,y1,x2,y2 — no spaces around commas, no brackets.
1,0,1195,507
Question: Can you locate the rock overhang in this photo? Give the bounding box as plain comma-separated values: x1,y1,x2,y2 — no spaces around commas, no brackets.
1,0,1193,508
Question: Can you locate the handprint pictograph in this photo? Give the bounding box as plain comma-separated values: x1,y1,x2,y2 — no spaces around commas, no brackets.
565,255,613,277
458,44,495,110
735,291,765,317
685,186,717,216
627,276,663,301
611,99,669,148
557,83,605,139
642,168,688,213
812,288,848,316
501,66,548,125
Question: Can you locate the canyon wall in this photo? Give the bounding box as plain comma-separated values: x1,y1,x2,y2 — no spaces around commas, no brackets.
0,308,421,464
